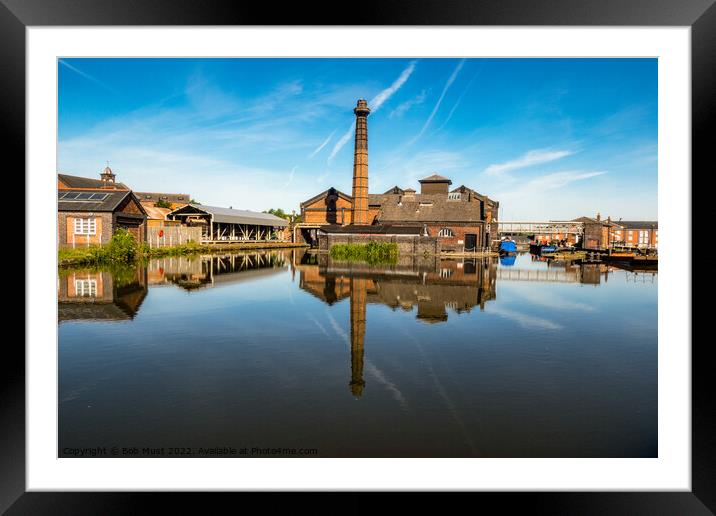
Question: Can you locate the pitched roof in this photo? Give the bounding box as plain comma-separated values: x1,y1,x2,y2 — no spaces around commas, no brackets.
300,187,352,208
378,193,484,223
383,186,405,195
617,220,658,229
143,205,172,220
58,189,140,213
58,173,129,190
136,192,191,203
419,174,452,183
169,204,288,227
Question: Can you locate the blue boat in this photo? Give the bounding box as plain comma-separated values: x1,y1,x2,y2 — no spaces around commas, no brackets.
499,254,516,266
499,240,517,255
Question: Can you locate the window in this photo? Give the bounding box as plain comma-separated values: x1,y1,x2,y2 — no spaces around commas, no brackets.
75,279,97,297
448,193,461,200
438,228,454,237
74,218,97,235
638,230,649,245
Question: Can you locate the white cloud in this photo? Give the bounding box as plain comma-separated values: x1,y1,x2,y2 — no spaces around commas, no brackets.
485,149,574,177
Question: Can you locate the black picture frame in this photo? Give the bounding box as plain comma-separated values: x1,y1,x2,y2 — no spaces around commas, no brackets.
6,0,708,513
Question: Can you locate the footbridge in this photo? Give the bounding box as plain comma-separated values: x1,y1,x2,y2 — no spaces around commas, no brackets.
497,221,585,237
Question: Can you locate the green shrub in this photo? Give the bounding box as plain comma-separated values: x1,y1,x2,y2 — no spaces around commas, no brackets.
329,242,398,265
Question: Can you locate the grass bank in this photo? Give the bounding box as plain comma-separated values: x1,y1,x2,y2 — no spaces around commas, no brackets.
329,242,398,265
59,230,307,268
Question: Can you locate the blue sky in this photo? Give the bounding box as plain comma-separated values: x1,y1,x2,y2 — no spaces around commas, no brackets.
58,58,657,220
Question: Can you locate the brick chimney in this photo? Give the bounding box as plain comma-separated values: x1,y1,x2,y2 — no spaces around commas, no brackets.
596,212,601,222
351,99,370,225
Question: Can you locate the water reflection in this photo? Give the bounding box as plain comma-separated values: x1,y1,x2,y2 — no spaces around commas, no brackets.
148,252,287,291
58,250,658,457
58,268,147,322
293,250,498,397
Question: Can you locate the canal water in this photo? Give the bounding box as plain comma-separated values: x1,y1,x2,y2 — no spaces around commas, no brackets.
58,250,657,458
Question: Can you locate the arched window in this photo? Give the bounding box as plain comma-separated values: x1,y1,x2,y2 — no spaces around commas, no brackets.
438,228,454,237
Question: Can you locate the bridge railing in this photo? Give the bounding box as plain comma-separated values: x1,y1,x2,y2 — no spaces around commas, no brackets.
497,221,585,234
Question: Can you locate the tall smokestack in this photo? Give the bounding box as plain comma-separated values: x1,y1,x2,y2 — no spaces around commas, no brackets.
351,99,370,225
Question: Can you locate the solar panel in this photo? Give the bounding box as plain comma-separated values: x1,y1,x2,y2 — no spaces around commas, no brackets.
89,193,109,200
60,192,80,200
76,193,93,200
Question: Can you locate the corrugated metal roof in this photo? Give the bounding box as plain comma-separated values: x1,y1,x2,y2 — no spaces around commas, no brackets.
174,204,288,227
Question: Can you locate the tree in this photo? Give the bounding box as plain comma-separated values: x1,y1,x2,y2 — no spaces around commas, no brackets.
154,199,172,209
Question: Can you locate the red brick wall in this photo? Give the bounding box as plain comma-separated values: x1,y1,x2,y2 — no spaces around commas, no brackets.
425,223,484,252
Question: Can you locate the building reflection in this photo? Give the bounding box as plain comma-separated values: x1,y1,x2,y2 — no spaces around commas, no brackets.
292,249,498,397
148,251,288,291
58,267,148,323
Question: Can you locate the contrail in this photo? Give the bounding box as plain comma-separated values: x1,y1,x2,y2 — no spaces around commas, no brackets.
308,131,335,158
408,59,465,145
435,65,482,133
282,165,298,188
328,61,417,162
59,60,118,94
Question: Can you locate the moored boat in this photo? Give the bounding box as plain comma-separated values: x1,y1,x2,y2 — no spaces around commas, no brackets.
530,243,557,255
499,240,518,255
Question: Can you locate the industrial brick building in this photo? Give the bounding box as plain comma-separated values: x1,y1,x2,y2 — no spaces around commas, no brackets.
297,99,499,253
573,214,658,250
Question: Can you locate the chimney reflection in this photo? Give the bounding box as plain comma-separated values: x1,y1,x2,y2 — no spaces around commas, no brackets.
295,250,498,398
349,277,368,397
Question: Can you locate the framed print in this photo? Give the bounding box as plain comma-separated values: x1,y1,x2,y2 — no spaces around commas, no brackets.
7,0,709,513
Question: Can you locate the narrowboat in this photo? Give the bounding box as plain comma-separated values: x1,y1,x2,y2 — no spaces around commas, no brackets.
529,243,557,255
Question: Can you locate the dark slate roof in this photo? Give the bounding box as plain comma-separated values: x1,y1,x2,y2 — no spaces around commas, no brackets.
383,186,405,195
617,220,658,229
169,204,288,227
58,189,137,212
451,185,498,206
58,173,129,190
136,192,191,203
319,224,423,235
419,174,452,183
378,193,484,223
